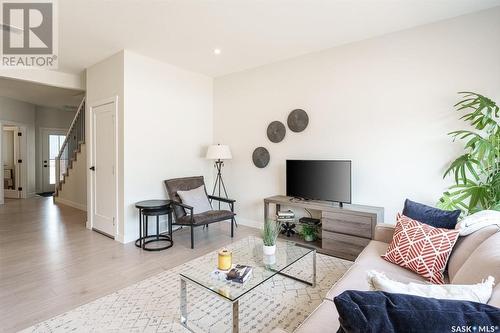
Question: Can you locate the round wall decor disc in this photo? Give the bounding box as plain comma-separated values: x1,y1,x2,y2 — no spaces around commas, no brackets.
287,109,309,132
267,121,286,143
252,147,270,168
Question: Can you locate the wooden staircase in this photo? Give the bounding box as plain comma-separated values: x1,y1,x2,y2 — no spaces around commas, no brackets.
54,97,85,196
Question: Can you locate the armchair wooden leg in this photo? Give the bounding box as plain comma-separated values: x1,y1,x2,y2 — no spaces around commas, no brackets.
190,225,194,249
231,218,234,238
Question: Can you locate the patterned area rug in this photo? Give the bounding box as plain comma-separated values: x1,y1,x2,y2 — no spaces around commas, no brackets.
22,240,352,333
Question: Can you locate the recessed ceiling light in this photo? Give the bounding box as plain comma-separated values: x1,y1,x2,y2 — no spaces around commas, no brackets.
213,48,221,55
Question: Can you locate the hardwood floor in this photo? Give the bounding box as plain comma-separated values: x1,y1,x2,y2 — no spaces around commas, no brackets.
0,197,259,333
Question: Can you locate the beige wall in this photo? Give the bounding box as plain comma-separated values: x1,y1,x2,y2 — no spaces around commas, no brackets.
213,8,500,226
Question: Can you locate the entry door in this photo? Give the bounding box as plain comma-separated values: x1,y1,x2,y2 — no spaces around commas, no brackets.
41,129,66,193
91,101,116,237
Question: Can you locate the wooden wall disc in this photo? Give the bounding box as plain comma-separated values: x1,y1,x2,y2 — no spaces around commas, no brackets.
287,109,309,132
267,121,286,143
252,147,270,168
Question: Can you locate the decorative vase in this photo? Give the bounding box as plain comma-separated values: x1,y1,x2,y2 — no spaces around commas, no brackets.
217,248,232,271
263,254,276,265
263,244,276,256
304,235,314,242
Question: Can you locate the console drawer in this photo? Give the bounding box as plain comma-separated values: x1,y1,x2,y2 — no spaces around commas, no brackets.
322,230,370,260
321,212,373,238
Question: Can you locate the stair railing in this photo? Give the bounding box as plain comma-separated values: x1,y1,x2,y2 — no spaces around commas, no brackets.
55,97,85,194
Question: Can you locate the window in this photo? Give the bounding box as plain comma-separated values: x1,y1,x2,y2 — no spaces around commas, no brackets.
49,134,66,184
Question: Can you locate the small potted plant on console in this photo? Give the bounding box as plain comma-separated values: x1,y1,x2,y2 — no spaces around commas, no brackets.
299,224,319,242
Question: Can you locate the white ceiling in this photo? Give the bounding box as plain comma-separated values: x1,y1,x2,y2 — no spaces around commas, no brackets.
57,0,500,77
0,77,84,109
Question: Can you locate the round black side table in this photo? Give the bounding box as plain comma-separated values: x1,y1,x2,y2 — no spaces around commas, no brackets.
135,200,173,251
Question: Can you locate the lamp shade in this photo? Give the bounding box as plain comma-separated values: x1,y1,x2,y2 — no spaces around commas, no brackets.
206,144,232,160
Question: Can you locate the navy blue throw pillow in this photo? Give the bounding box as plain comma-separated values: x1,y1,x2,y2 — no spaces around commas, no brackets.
334,290,500,333
402,198,460,229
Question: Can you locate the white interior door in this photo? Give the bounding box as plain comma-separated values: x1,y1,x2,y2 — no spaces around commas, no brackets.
91,101,116,237
41,129,66,193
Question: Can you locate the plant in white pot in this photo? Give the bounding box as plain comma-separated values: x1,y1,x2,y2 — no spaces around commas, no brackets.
262,219,280,255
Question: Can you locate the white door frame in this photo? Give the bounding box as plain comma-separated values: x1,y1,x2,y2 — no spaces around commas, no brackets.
1,122,28,201
39,127,67,193
88,96,119,239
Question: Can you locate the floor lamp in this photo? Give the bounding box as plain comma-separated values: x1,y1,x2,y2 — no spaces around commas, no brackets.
206,145,236,225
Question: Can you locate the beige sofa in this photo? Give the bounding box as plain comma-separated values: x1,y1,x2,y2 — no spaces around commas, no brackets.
275,223,500,333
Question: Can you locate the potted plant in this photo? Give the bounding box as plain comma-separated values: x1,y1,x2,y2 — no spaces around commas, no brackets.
262,219,280,255
438,92,500,214
299,224,318,242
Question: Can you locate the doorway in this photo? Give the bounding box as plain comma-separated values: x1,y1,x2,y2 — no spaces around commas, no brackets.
40,128,67,193
2,126,25,199
90,99,117,238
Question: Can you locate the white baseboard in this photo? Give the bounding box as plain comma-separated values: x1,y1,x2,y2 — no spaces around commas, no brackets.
236,217,262,230
54,197,86,211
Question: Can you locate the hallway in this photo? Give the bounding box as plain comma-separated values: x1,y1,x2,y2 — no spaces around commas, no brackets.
0,197,258,332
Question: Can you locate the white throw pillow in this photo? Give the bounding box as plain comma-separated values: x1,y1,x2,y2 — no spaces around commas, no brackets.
367,270,494,303
177,185,212,214
455,210,500,236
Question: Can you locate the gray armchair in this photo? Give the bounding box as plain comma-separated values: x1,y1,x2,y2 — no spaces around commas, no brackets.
164,176,236,249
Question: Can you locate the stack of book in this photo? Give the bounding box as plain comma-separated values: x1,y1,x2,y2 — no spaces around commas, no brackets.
276,210,295,223
211,264,253,284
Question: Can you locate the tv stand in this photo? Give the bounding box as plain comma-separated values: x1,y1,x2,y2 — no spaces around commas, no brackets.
264,195,384,260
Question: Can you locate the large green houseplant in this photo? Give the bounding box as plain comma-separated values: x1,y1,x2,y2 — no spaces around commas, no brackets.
438,92,500,215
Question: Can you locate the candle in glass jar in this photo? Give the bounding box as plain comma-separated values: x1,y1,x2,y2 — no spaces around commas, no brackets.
218,248,232,271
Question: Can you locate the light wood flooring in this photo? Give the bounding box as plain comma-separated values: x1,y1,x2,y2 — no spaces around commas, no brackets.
0,197,259,332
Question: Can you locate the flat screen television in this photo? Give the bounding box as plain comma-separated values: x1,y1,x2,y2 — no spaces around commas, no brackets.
286,160,351,204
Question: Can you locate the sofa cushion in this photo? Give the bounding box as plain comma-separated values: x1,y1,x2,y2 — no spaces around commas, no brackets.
448,225,500,281
452,231,500,307
382,215,459,284
294,299,338,333
334,290,500,333
367,270,494,303
403,198,460,229
326,241,429,300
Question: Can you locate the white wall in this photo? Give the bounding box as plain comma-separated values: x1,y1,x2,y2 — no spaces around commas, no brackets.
86,51,125,239
86,50,213,243
0,96,36,196
35,106,76,192
122,51,213,243
213,8,500,225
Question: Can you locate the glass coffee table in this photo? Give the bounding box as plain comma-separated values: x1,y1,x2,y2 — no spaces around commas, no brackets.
179,236,316,333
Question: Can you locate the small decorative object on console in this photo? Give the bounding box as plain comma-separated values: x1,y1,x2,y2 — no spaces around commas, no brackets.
299,223,319,242
277,210,296,237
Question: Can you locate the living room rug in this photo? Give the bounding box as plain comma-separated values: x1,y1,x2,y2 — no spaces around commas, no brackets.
22,241,352,333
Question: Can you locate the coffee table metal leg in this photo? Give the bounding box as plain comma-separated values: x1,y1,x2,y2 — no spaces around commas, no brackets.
312,249,316,288
180,278,188,328
232,300,239,333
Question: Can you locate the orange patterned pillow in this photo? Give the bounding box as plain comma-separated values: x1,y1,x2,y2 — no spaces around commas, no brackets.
382,214,460,284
